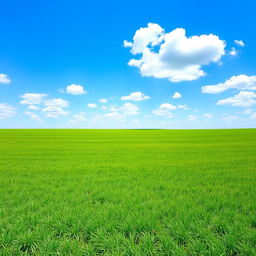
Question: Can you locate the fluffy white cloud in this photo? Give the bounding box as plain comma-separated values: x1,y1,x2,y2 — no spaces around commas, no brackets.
0,74,11,84
70,113,86,123
152,103,176,117
125,23,225,82
202,75,256,94
42,98,69,118
25,111,41,121
229,47,237,56
203,113,213,119
99,98,107,103
27,105,40,111
121,92,150,101
172,92,182,99
0,103,16,119
217,91,256,107
66,84,86,95
20,93,47,105
87,103,97,108
234,40,245,47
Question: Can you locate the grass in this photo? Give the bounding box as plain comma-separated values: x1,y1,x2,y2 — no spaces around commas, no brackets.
0,129,255,255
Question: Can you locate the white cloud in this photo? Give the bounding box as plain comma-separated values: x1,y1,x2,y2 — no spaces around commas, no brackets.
119,103,140,115
87,103,97,108
172,92,182,99
27,105,40,111
229,47,237,56
0,74,11,84
251,113,256,120
70,112,86,123
203,113,213,119
187,114,197,121
152,103,176,117
177,104,189,110
104,112,124,120
99,98,107,103
234,40,245,47
243,109,252,115
42,107,68,118
0,103,16,119
217,91,256,107
66,84,86,95
44,98,69,107
104,103,140,120
20,93,47,105
25,111,41,121
222,114,239,122
125,23,225,82
121,92,150,101
202,75,256,94
42,98,69,118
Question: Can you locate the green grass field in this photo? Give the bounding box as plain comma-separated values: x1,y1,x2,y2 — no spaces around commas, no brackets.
0,129,255,255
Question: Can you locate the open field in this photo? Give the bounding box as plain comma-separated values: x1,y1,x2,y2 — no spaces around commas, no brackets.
0,129,255,255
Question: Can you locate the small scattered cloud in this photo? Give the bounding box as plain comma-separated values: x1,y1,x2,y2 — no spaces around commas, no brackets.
121,92,150,101
217,91,256,107
234,40,245,47
222,114,239,122
203,113,213,119
177,104,189,110
99,98,107,103
20,93,47,105
187,114,197,121
172,92,182,99
0,74,11,84
27,105,40,111
104,103,140,120
125,23,225,82
0,103,16,119
87,103,97,108
66,84,86,95
243,109,252,115
70,112,86,123
229,47,237,56
25,111,41,121
202,75,256,94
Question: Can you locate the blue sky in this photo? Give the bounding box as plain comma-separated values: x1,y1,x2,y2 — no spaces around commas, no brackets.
1,0,256,128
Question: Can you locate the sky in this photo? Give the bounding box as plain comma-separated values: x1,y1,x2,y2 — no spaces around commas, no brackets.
1,0,256,128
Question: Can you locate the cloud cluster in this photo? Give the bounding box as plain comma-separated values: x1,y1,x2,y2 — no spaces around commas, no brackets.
25,111,41,121
121,92,150,101
0,74,11,84
0,103,16,119
125,23,226,82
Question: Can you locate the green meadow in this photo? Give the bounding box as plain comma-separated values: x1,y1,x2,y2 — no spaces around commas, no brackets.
0,129,255,255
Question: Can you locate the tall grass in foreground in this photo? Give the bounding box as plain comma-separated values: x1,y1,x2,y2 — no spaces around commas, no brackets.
0,129,255,255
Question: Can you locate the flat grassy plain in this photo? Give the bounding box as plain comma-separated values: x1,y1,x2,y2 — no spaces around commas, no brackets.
0,129,255,255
